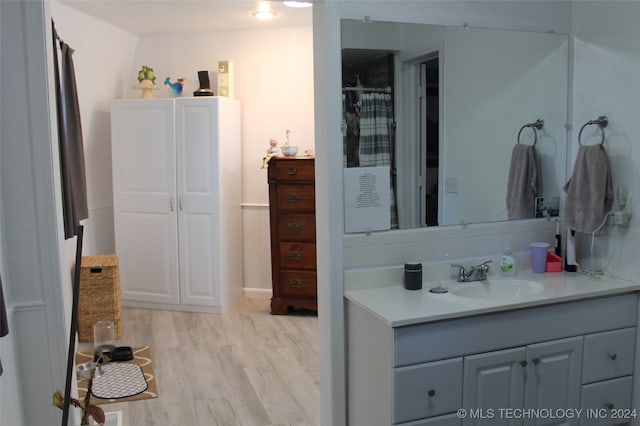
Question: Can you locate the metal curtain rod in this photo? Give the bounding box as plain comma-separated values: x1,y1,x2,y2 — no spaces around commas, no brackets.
343,86,392,93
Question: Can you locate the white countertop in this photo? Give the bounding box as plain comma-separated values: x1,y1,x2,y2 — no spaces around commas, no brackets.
345,270,640,327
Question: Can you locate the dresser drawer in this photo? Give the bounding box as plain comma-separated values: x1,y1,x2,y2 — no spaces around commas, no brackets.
582,327,635,384
279,243,316,269
271,159,315,181
276,184,315,211
580,376,633,426
279,270,317,298
278,213,316,242
394,358,463,424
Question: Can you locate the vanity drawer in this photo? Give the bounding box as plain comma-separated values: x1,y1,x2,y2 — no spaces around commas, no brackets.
394,358,463,424
279,243,316,269
276,184,315,211
277,213,316,242
279,270,317,298
580,376,633,426
582,327,635,384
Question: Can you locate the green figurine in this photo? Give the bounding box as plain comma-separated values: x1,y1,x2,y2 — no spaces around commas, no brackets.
137,65,156,84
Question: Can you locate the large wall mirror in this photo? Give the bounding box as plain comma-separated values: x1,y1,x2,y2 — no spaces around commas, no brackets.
341,19,569,230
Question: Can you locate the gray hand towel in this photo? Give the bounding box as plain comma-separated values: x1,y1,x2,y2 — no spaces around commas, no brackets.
506,144,540,220
563,144,613,233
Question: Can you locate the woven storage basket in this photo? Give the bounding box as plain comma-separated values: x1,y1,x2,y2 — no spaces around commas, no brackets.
78,254,122,342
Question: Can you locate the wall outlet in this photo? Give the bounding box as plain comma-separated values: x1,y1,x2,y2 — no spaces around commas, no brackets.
444,176,459,194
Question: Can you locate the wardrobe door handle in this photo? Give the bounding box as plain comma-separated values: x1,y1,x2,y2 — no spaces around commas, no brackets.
288,166,297,175
607,352,617,360
287,194,301,203
179,196,183,211
427,389,436,397
170,198,175,212
532,358,540,365
520,360,528,367
605,403,614,410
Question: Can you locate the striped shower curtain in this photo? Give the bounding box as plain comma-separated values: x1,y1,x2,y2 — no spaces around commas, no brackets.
358,92,398,228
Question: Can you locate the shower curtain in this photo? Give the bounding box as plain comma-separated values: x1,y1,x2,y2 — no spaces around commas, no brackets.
358,92,398,228
52,21,89,239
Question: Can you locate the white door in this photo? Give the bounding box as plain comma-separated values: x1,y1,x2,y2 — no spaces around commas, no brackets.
463,346,526,426
175,98,221,307
111,99,179,304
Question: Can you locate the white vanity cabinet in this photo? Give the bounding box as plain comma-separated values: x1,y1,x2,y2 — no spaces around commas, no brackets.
111,97,242,313
347,293,638,426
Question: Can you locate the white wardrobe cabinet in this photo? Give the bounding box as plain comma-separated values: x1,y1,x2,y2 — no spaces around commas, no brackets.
111,97,242,313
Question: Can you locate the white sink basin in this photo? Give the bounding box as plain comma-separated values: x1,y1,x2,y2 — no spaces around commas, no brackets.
449,279,544,300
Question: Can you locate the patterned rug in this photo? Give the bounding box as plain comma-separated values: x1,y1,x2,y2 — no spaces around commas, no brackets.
76,346,159,404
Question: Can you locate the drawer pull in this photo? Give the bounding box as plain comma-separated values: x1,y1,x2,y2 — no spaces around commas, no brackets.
532,358,540,365
427,389,436,397
520,360,528,367
287,223,301,232
289,279,303,288
288,167,298,175
607,352,617,360
287,194,301,203
605,403,614,410
288,251,302,260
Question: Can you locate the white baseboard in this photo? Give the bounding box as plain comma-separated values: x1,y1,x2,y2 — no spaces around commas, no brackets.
242,288,272,299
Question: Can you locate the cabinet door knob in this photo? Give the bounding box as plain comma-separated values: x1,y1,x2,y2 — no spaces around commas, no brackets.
288,167,297,175
520,360,528,367
287,194,301,203
287,223,301,232
427,389,436,397
605,403,614,410
288,251,302,260
607,352,617,360
289,278,303,288
532,358,540,365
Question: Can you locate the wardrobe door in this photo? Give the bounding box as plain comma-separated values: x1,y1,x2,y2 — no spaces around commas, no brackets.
111,99,179,305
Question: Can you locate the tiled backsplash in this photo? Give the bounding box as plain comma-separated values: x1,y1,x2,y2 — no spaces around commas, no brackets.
343,219,557,270
343,219,640,291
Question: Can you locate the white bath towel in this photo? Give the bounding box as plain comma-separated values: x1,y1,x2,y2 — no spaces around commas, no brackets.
564,144,613,233
506,144,540,220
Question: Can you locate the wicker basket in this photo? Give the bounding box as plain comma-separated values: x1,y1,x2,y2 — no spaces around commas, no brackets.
78,254,122,342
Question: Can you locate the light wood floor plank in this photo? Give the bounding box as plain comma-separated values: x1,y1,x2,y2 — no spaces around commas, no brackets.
79,298,319,425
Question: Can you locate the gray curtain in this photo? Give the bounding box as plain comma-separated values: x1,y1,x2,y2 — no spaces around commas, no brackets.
358,92,398,228
52,21,88,239
0,274,7,376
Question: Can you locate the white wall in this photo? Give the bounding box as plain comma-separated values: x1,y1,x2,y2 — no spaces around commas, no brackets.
571,2,640,281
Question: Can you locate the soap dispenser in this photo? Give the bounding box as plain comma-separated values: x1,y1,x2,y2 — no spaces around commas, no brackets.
500,247,516,276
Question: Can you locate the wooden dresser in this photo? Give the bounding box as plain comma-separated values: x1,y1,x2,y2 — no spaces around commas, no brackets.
267,157,317,314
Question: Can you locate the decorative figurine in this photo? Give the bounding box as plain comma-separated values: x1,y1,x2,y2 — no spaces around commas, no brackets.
261,138,279,169
134,65,158,99
164,77,187,97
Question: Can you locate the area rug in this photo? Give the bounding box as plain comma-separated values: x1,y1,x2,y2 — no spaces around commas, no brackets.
75,346,159,404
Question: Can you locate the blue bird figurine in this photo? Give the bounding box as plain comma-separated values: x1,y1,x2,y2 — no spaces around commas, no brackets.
164,77,185,97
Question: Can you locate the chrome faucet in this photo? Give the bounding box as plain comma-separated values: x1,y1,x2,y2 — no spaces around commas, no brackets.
450,260,492,282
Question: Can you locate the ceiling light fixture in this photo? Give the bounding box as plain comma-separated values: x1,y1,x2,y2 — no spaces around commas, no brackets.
252,2,277,20
283,1,313,7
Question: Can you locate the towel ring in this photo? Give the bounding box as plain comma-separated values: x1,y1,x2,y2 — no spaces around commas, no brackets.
517,119,544,147
578,116,608,146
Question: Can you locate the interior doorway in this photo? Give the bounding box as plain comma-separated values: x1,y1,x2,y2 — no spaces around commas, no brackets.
420,56,439,226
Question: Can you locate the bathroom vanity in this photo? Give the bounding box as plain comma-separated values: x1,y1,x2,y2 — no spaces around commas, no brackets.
345,272,640,425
